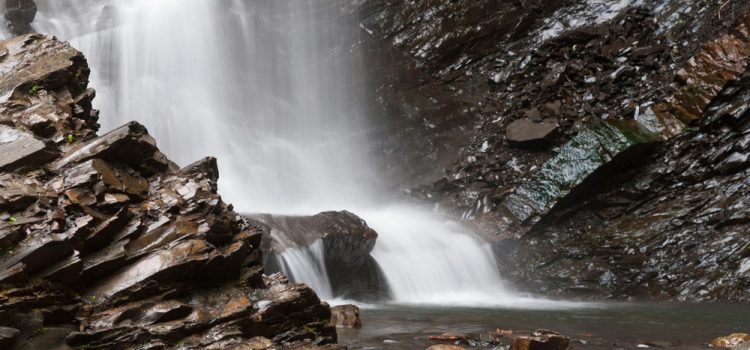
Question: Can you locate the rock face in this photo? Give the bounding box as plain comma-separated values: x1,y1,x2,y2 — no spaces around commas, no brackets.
362,0,750,301
499,121,658,237
330,304,361,329
257,210,387,300
3,0,37,36
0,34,341,350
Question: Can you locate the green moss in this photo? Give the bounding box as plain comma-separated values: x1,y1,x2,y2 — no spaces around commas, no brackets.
28,84,42,96
303,324,321,338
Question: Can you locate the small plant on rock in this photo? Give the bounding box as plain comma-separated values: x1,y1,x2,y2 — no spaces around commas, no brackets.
28,84,42,96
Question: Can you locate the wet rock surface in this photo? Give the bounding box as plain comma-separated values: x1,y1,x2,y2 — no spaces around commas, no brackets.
362,0,750,301
330,305,361,329
510,330,570,350
256,211,387,300
0,34,340,349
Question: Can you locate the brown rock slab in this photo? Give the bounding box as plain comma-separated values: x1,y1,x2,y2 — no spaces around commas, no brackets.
0,33,87,98
0,125,58,171
0,235,72,276
53,121,176,176
506,118,558,147
511,330,570,350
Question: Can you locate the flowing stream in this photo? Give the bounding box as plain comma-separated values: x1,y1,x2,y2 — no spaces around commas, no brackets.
18,0,569,308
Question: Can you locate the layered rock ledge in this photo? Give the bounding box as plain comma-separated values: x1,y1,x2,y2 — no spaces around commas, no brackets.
0,34,342,349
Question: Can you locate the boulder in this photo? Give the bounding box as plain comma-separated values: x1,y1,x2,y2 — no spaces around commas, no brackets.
506,118,558,147
511,330,570,350
256,210,387,299
330,304,362,328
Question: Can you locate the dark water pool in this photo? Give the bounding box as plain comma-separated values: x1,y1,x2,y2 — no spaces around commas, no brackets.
337,303,750,349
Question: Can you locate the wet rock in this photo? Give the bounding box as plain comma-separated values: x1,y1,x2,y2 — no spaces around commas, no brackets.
0,234,73,276
0,33,89,98
506,118,559,147
0,125,58,171
330,304,361,328
511,330,570,350
52,121,177,176
710,333,750,348
0,174,45,211
63,159,149,200
500,121,658,236
257,210,386,299
717,152,749,174
0,326,19,349
182,156,220,183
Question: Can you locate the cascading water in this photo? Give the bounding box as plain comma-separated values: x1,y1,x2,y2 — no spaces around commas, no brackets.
0,2,8,38
20,0,570,308
275,240,334,299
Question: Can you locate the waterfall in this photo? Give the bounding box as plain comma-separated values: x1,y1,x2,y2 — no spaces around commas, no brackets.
25,0,564,308
0,1,8,38
275,240,334,300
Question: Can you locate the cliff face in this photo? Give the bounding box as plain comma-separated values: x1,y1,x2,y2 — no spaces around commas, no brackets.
362,0,750,300
0,34,341,350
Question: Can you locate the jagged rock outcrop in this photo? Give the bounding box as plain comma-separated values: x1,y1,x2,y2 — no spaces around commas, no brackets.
0,34,342,349
255,211,387,300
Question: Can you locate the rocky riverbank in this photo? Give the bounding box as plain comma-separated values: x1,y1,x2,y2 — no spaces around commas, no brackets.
0,34,342,350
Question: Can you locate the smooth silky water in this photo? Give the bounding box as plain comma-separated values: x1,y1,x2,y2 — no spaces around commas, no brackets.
11,1,749,348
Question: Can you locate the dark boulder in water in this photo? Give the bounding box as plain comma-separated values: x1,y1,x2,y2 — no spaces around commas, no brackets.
255,210,389,300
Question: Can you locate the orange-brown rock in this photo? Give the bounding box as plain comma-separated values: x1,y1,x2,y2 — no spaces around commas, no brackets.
710,333,750,347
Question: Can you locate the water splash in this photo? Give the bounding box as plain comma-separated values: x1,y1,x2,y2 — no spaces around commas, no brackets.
275,240,334,299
